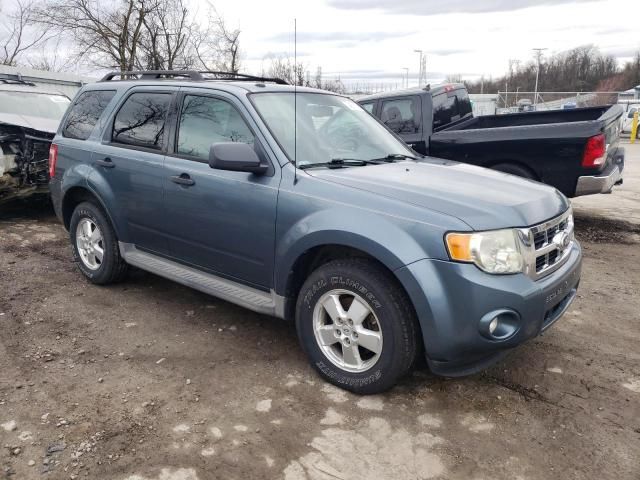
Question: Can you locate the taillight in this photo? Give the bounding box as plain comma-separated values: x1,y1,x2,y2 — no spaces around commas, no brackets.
582,134,606,168
48,144,58,178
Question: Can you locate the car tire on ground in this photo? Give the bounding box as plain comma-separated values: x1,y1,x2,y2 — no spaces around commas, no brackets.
69,201,128,285
491,163,537,180
295,258,419,394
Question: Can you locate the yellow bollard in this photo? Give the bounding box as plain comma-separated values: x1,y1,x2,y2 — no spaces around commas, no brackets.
631,111,639,144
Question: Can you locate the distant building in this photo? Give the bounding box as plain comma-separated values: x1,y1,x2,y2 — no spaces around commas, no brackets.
0,65,95,98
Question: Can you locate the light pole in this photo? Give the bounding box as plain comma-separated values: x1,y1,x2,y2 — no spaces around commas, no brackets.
414,49,423,87
533,48,547,106
402,67,409,88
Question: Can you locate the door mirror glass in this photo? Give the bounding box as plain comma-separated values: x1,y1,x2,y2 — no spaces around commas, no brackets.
208,142,267,174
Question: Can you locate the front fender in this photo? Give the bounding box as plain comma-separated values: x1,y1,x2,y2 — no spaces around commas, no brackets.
274,207,433,295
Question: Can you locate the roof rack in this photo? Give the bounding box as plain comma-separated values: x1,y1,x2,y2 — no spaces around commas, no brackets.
99,70,288,85
0,73,36,86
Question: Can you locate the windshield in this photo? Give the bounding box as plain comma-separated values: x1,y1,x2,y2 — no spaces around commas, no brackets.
0,91,70,120
250,92,414,167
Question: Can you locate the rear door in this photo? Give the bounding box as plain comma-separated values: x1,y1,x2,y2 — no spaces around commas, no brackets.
162,89,279,289
90,87,176,255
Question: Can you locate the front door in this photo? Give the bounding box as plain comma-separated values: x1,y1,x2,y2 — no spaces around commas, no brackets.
163,91,279,289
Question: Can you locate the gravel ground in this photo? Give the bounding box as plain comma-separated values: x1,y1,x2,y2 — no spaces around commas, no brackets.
1,143,639,480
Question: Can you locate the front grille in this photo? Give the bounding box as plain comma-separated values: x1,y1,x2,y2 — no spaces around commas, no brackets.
523,209,574,280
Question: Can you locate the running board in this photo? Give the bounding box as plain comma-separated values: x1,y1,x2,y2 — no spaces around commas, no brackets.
119,243,285,318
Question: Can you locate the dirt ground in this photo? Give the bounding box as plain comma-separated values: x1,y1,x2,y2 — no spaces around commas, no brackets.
1,143,639,480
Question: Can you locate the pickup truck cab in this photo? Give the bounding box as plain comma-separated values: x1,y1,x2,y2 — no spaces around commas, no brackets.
358,84,625,198
50,71,582,394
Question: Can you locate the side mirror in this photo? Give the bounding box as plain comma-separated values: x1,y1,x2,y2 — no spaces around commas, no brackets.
208,142,267,174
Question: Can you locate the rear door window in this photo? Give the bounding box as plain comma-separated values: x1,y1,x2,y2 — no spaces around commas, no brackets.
432,90,472,130
176,95,254,161
380,96,421,134
62,90,115,140
112,92,172,150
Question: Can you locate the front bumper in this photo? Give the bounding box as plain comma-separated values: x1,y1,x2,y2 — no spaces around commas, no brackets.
396,242,582,377
575,151,624,196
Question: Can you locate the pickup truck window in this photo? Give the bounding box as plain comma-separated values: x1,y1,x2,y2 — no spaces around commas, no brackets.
112,92,172,150
361,102,375,114
251,92,412,167
177,95,254,160
380,97,420,134
432,90,472,130
62,90,114,140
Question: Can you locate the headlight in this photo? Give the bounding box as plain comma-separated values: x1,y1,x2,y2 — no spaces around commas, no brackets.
446,229,523,274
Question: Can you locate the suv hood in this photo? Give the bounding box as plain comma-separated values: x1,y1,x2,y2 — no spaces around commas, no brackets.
307,158,569,230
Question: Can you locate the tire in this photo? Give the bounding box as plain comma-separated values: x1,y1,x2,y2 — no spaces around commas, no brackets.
69,201,128,285
295,258,419,394
491,163,536,180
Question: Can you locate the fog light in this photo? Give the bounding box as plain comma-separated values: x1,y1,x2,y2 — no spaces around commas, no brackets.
479,309,521,340
489,317,499,334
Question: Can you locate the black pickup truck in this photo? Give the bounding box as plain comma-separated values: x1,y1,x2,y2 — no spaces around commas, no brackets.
357,84,625,197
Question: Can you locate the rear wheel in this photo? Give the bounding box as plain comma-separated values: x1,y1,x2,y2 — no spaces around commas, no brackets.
492,163,536,180
70,201,128,284
295,258,419,394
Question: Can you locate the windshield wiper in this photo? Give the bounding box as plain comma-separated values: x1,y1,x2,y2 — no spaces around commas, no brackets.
298,154,418,170
372,153,419,161
298,158,381,170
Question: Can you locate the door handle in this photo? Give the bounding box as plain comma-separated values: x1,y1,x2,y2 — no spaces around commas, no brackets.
170,174,195,186
96,157,115,168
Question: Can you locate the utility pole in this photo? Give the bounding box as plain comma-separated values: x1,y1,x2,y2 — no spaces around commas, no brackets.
402,67,409,88
533,48,547,106
414,49,423,87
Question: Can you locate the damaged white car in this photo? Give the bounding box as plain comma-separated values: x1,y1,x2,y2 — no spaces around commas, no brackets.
0,77,70,204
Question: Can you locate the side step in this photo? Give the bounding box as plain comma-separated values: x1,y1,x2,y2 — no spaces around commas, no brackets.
119,243,284,318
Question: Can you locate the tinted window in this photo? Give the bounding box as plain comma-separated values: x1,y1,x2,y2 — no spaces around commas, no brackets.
62,90,115,140
361,102,375,114
432,94,457,129
432,90,472,130
112,92,172,149
380,97,420,134
177,95,254,160
457,91,472,117
629,107,637,118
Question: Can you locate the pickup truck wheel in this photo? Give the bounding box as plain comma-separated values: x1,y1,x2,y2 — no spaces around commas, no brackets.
70,201,128,285
296,258,418,394
492,163,536,180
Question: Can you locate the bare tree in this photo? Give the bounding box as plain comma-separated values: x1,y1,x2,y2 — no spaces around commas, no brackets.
0,0,51,66
35,0,158,72
138,0,194,70
192,5,241,73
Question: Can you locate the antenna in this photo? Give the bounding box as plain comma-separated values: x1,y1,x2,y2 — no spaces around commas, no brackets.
293,18,298,184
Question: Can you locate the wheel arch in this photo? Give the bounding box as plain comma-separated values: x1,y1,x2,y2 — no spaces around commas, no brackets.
487,160,540,181
61,185,121,239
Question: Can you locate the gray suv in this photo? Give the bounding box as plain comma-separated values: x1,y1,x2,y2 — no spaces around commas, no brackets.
49,71,582,394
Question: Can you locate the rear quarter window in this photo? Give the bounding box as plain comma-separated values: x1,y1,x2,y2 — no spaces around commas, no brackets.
62,90,116,140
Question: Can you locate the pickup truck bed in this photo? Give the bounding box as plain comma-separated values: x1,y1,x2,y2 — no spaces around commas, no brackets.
358,85,625,198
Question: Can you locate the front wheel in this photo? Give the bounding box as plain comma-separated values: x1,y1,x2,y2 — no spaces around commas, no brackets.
295,259,419,394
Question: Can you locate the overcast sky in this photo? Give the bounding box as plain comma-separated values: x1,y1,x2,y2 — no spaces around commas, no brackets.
211,0,637,86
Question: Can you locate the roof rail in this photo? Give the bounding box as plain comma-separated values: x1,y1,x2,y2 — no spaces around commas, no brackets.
99,70,204,82
98,69,289,85
0,73,36,86
199,71,289,85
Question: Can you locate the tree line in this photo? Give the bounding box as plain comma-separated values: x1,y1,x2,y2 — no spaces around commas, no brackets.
464,46,640,95
0,0,346,91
